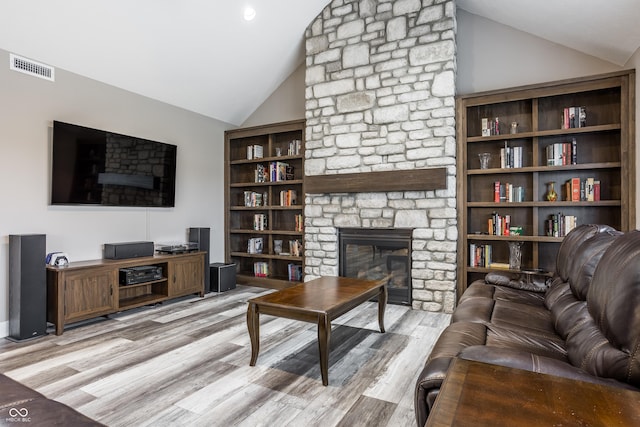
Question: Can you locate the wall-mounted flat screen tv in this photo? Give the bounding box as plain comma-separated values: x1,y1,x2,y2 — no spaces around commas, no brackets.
51,121,177,207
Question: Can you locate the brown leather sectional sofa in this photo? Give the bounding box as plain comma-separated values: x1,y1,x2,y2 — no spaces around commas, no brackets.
415,224,640,427
0,374,103,426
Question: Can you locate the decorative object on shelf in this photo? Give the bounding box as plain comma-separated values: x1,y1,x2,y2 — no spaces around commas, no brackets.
478,152,491,169
508,241,523,270
545,181,558,202
510,122,518,134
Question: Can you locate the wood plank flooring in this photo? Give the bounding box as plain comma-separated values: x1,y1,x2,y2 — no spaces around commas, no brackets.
0,285,450,427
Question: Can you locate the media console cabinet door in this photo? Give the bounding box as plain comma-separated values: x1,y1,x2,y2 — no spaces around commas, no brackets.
63,268,117,322
168,254,205,297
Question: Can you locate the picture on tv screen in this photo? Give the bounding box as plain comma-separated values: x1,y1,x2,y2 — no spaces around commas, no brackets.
50,121,177,207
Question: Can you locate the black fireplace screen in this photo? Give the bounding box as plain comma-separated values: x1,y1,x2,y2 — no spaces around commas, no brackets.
339,228,412,306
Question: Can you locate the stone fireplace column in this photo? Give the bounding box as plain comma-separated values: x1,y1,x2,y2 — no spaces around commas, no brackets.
304,0,457,313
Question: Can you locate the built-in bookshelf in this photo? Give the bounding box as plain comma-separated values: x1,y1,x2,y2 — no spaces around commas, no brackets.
224,120,305,289
456,70,636,298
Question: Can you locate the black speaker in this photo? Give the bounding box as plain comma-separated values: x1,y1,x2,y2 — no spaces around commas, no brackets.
103,241,154,259
189,227,211,293
211,263,236,292
8,234,47,341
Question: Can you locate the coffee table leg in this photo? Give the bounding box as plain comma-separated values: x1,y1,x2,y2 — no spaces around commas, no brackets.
247,302,260,366
318,313,331,386
378,284,387,333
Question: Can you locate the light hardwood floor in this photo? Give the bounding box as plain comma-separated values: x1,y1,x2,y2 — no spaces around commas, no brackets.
0,285,450,427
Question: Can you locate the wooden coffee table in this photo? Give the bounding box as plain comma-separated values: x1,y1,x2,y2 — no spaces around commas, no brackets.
427,358,640,426
246,276,387,386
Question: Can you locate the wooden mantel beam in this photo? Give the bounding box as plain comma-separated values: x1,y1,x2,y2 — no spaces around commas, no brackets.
304,167,447,194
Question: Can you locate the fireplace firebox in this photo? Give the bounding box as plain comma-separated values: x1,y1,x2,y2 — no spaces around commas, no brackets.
338,228,412,306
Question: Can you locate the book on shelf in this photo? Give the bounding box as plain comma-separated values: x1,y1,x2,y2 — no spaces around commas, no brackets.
545,213,577,237
489,262,510,270
295,214,303,232
244,191,266,207
500,142,522,168
288,139,302,156
269,161,293,182
469,243,492,268
247,144,263,160
253,261,268,277
493,182,524,203
253,214,267,231
279,189,297,206
562,106,587,129
287,263,302,281
248,237,264,254
488,212,511,236
546,139,577,166
255,164,267,182
481,117,500,136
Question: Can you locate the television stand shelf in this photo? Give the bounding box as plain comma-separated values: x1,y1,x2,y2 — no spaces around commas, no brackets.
46,251,205,335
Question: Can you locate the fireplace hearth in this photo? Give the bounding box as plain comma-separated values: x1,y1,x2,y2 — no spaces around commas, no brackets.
338,228,413,306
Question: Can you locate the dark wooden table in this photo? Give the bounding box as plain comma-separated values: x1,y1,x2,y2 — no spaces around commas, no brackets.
427,358,640,426
246,276,387,386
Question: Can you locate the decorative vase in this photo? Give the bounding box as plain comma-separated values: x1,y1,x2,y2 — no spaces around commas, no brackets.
478,152,491,169
546,181,557,202
508,241,523,270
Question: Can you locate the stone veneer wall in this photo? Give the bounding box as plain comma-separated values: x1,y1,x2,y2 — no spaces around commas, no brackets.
304,0,457,313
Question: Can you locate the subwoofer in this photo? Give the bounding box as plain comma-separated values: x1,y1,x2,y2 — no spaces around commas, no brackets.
8,234,47,341
188,227,211,293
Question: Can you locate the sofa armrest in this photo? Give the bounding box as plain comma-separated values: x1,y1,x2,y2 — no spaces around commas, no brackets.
458,346,637,391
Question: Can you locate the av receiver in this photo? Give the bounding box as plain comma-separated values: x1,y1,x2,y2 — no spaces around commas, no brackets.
119,265,163,286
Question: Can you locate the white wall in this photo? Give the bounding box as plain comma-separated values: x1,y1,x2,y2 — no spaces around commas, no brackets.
241,62,306,128
0,48,232,337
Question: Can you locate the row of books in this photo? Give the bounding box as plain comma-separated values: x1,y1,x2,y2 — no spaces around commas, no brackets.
247,238,303,256
493,181,525,203
562,106,587,129
288,139,302,156
481,117,500,136
280,189,297,206
563,177,601,201
294,214,303,232
244,191,267,207
254,162,294,183
288,263,302,281
251,262,303,280
469,243,492,267
248,237,264,254
246,141,302,160
254,262,268,277
545,213,578,237
500,143,523,168
546,139,577,166
253,214,267,231
488,212,513,236
247,144,264,160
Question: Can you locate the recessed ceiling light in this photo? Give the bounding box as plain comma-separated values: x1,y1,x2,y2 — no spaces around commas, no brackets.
244,6,256,21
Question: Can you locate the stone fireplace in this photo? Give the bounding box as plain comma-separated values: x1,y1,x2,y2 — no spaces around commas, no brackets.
304,0,457,313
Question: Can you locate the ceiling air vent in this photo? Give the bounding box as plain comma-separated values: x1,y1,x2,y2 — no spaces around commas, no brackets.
9,53,55,82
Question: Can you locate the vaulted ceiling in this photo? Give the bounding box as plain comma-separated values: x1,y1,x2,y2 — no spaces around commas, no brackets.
1,1,639,126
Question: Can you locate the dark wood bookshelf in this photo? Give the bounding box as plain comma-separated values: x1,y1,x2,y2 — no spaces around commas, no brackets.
225,120,305,289
457,70,636,299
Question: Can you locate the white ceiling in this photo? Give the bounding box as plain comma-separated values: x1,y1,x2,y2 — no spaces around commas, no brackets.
1,1,639,126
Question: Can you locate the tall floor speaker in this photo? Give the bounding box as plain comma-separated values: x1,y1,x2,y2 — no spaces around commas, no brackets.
8,234,47,341
188,227,211,293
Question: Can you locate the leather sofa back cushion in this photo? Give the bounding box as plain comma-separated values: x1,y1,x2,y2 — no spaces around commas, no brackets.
555,224,614,281
568,230,640,386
